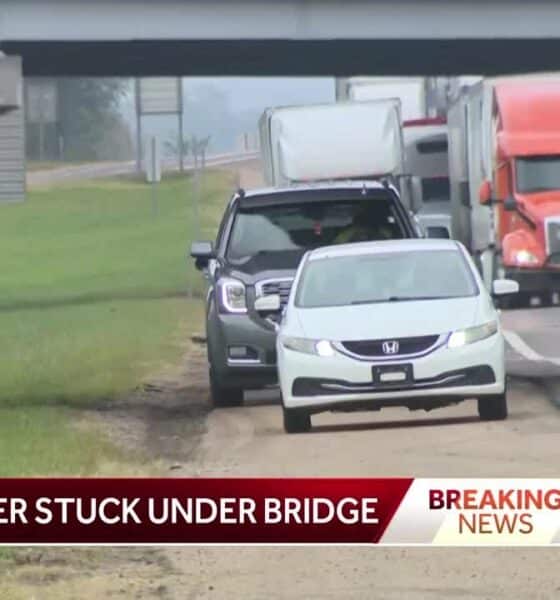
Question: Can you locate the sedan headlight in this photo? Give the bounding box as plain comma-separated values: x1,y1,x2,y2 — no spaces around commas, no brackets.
219,278,247,313
514,249,539,266
447,321,498,349
281,336,335,357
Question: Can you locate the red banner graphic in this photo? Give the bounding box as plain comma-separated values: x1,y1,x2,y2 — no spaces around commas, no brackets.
0,478,412,544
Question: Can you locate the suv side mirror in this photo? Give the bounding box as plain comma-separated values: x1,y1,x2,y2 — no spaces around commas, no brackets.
190,241,215,271
492,279,519,296
479,180,492,205
503,196,517,212
254,294,281,312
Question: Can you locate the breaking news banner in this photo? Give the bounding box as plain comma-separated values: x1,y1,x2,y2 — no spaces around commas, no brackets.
0,478,559,545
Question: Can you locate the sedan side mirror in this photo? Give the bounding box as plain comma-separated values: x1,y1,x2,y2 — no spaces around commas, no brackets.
254,294,281,312
492,279,519,296
190,240,215,271
503,196,517,212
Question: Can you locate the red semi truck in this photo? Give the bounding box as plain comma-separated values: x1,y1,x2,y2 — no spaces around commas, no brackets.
449,77,560,302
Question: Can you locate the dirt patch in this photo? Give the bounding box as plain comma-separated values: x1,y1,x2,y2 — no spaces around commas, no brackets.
74,342,211,474
0,547,182,599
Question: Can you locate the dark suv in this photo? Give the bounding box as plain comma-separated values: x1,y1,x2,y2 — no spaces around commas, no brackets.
191,181,420,407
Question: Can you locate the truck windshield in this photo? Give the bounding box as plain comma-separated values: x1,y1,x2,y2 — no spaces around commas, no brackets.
296,249,478,308
516,156,560,193
226,199,406,262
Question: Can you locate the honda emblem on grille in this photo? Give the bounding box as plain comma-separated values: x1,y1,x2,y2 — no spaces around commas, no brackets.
382,340,399,355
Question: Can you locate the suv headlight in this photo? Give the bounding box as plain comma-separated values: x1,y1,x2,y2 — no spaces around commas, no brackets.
219,278,247,313
447,321,498,349
281,336,335,357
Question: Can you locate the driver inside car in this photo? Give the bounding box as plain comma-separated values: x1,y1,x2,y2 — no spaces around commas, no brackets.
333,207,396,244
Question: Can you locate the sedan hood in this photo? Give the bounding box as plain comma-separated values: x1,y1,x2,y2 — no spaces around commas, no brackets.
295,296,483,341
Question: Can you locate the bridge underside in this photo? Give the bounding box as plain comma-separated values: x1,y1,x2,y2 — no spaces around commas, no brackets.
5,39,560,77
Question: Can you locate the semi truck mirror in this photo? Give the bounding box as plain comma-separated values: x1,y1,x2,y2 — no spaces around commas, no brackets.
503,196,517,212
479,180,492,205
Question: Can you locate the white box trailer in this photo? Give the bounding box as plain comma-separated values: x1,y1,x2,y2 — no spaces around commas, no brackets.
335,77,427,121
258,99,405,192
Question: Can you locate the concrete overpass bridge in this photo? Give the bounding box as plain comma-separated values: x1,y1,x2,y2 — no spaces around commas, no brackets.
2,0,560,76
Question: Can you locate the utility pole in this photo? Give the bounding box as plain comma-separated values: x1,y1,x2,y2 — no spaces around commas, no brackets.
135,78,142,173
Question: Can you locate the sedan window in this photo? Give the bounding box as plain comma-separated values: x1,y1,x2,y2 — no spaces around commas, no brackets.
296,249,478,308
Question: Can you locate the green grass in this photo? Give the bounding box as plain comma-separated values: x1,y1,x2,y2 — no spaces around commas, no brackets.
0,170,232,475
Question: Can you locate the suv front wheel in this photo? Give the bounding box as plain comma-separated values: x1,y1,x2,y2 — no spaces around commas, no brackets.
283,405,311,434
209,367,244,408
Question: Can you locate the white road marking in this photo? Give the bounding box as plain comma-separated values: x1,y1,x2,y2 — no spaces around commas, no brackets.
503,329,560,366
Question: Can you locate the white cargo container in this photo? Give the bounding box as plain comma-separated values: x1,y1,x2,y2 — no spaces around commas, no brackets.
335,77,427,121
258,99,405,191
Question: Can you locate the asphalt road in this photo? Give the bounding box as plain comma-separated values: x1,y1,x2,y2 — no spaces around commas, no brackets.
164,306,560,599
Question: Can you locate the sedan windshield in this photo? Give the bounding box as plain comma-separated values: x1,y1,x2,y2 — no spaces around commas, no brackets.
226,199,405,261
296,249,478,308
516,156,560,193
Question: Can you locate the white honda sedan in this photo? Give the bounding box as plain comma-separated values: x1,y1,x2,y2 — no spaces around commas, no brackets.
271,239,518,433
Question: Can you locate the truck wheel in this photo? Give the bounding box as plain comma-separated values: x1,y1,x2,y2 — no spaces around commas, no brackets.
209,368,243,408
478,392,508,421
283,406,311,434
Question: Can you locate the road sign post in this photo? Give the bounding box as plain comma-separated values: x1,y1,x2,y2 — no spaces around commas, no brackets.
136,77,183,173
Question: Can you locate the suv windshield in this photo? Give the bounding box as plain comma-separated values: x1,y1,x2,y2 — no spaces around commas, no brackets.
516,156,560,193
296,249,478,308
226,198,406,261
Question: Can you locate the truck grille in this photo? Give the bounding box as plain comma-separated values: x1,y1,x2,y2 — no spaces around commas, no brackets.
546,218,560,259
340,335,441,358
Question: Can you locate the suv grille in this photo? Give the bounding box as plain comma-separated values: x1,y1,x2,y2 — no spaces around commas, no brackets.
258,279,293,308
255,278,293,324
546,218,560,259
340,335,440,358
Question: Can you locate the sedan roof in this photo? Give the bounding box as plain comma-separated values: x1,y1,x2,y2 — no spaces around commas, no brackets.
308,238,461,261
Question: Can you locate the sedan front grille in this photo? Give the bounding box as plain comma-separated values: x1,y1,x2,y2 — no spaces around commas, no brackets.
340,335,441,358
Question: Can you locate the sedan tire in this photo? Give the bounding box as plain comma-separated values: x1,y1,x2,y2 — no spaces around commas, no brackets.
478,392,508,421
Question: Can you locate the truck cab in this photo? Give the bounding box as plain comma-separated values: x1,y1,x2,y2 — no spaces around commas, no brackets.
403,117,451,239
478,81,560,297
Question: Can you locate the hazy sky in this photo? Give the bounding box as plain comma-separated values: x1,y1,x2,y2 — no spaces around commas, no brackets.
121,76,335,152
183,77,334,111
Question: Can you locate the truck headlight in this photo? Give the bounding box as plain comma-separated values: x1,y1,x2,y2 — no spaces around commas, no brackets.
220,278,247,313
514,249,539,266
447,321,498,349
281,336,335,357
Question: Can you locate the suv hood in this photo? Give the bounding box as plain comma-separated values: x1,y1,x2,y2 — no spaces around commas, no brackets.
225,250,305,285
295,296,483,341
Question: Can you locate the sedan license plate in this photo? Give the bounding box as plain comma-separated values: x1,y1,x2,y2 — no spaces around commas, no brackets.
372,364,413,386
